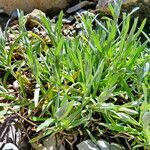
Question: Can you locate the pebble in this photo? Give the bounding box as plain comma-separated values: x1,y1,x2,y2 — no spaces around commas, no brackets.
32,27,40,34
13,80,19,90
67,1,96,14
10,24,19,30
40,31,47,37
75,23,82,29
0,142,18,150
62,15,75,24
8,33,16,39
63,29,69,35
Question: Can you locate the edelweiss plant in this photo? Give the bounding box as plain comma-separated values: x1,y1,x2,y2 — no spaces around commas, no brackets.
0,1,149,149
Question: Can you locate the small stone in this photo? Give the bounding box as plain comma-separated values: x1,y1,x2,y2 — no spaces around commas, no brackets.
67,1,96,14
25,9,46,28
62,15,75,24
26,9,46,22
5,46,10,50
14,30,19,34
72,30,76,34
69,25,74,31
0,143,19,150
77,140,99,150
8,89,14,93
62,18,72,24
75,23,82,29
13,80,19,90
63,29,69,35
8,33,16,41
40,31,47,37
51,18,56,23
32,27,40,34
78,30,83,36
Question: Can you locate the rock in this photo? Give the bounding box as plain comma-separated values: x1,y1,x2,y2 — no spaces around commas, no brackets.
26,9,46,22
96,0,139,8
67,1,96,14
96,0,150,25
25,9,46,27
42,135,66,150
0,0,72,15
77,140,99,150
77,140,125,150
0,143,19,150
62,15,75,24
32,27,40,34
0,115,31,150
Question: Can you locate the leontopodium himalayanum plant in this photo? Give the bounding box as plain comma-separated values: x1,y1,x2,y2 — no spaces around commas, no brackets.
0,1,150,149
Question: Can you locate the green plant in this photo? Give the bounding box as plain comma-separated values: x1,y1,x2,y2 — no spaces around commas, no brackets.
0,3,150,149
